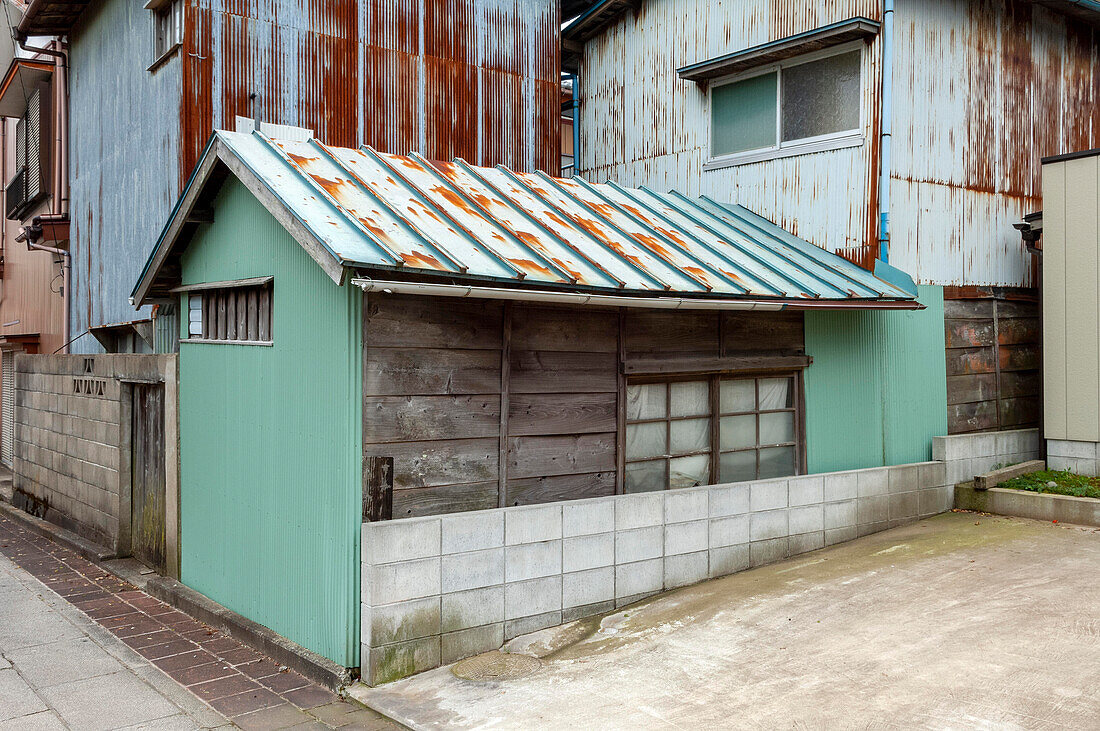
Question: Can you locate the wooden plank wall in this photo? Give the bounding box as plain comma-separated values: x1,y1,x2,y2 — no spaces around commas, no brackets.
944,294,1041,434
364,294,805,518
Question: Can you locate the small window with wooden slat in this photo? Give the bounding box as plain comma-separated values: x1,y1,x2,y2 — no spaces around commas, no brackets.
181,282,272,345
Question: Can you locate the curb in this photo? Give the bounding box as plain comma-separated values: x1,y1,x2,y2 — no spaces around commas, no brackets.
0,500,116,563
955,482,1100,527
145,576,355,692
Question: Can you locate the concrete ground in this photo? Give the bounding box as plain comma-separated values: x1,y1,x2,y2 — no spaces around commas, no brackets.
0,550,231,730
356,512,1100,730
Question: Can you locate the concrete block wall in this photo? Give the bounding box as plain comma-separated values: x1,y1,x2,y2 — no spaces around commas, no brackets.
931,428,1041,485
362,458,969,685
1047,440,1100,475
12,354,177,557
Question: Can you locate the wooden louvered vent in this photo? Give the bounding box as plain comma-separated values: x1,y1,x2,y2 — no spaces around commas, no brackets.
6,82,50,221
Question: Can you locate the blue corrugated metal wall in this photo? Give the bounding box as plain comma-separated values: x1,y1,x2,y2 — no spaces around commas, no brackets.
178,178,362,667
803,285,948,473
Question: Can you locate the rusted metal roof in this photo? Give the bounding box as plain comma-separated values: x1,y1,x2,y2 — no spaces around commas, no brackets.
132,130,918,308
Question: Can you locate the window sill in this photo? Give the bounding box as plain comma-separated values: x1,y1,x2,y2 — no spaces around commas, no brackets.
704,133,863,171
148,43,181,73
181,339,273,347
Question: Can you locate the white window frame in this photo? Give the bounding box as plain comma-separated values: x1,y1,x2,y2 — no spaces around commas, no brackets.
705,41,866,171
146,0,183,71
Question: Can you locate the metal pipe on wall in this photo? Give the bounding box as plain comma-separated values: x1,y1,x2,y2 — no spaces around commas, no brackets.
572,73,580,177
877,0,894,263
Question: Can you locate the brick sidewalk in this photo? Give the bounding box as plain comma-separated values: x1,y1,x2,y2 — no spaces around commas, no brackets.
0,512,400,730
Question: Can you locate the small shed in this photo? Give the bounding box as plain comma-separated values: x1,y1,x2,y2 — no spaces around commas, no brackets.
132,129,947,674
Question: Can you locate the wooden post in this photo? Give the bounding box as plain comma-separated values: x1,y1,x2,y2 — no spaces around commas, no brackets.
364,456,393,522
498,303,512,508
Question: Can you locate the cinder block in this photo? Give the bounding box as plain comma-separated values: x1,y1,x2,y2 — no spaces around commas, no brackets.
664,520,707,556
789,505,823,534
918,461,947,489
709,484,750,518
1021,430,1041,455
789,531,824,555
563,600,615,624
442,511,503,554
365,518,441,565
995,431,1021,456
369,597,440,647
504,611,562,641
505,505,562,545
856,469,889,498
371,558,441,604
441,624,504,665
709,515,749,549
749,509,788,542
857,520,888,538
823,500,857,530
441,586,505,633
505,540,562,583
665,488,708,523
664,551,708,589
918,487,950,518
1050,440,1097,459
615,493,663,530
970,433,997,459
946,458,974,485
931,436,951,462
441,548,503,593
888,465,919,494
369,636,440,686
750,480,788,512
615,559,662,598
750,537,788,567
788,476,823,507
615,526,663,564
562,499,614,537
971,455,999,476
824,526,858,546
857,495,889,526
563,533,614,573
1048,455,1072,471
709,544,749,578
504,576,561,620
889,492,919,523
563,567,614,608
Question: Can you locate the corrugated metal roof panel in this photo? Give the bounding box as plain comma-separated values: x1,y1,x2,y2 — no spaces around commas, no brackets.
136,129,918,306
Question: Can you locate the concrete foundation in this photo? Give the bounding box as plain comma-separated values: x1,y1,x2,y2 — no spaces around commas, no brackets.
12,355,178,575
1047,439,1100,475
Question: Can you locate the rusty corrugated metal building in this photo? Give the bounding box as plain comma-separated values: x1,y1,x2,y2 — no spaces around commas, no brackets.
566,0,1099,433
17,0,561,353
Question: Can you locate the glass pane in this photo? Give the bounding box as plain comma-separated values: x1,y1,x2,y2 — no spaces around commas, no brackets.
627,383,666,421
759,446,797,479
670,381,709,417
670,455,710,489
720,379,755,413
625,460,666,493
720,414,757,451
712,72,778,156
670,418,711,455
759,377,793,410
626,422,666,460
781,50,860,142
720,450,756,483
759,412,795,445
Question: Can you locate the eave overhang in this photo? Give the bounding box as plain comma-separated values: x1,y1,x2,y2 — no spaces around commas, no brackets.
0,59,53,118
16,0,92,38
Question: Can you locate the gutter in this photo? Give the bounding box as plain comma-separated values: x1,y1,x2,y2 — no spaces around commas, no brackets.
351,277,923,311
877,0,894,263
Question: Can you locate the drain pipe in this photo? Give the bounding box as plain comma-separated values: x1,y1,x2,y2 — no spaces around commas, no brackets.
877,0,894,263
571,73,581,178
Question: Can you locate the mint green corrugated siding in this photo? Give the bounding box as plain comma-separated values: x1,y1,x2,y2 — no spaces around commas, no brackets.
178,178,361,667
804,285,947,473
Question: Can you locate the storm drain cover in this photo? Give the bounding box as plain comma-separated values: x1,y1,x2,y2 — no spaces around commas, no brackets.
451,651,542,682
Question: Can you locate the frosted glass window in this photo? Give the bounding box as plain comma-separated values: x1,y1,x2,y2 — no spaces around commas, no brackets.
781,51,860,142
671,418,711,454
711,72,777,156
626,460,666,494
760,412,795,445
670,381,709,416
670,455,710,489
720,379,755,413
720,415,756,451
627,422,666,460
721,450,756,483
759,378,793,410
627,383,666,420
759,446,797,479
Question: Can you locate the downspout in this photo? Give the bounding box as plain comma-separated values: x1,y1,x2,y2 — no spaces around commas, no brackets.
571,73,580,178
877,0,894,263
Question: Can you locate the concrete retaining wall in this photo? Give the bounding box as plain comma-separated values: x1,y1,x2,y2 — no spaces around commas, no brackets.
362,429,1039,685
955,483,1100,526
12,354,178,570
1047,439,1100,475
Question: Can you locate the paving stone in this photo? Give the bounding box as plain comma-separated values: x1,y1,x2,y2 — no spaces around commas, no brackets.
6,636,125,689
38,671,183,731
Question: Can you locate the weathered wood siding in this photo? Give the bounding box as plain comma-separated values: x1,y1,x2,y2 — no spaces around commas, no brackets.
944,294,1040,434
363,295,806,517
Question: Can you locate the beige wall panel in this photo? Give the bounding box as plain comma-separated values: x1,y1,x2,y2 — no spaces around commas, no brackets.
1063,157,1100,442
1042,162,1067,439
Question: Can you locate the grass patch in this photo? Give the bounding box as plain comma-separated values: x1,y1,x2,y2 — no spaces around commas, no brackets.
999,470,1100,500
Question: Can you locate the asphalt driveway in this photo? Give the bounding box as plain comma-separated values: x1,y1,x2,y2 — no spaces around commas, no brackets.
356,511,1100,729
